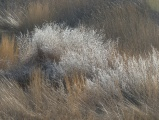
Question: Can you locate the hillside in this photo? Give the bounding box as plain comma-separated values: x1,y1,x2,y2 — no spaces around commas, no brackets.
0,0,159,120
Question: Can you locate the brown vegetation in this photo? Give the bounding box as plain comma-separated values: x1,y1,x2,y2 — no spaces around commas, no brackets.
86,1,159,55
1,0,159,55
1,0,159,120
0,33,18,69
0,67,159,119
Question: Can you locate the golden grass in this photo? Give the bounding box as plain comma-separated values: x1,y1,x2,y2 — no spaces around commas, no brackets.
64,72,86,95
3,0,92,33
30,67,44,112
0,80,38,119
64,72,87,117
0,33,18,69
28,68,92,119
26,1,50,25
16,1,51,32
0,69,158,119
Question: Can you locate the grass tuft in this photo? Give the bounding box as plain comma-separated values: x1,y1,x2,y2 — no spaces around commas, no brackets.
0,33,18,69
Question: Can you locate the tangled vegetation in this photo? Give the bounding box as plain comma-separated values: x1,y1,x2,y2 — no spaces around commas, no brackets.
0,0,159,119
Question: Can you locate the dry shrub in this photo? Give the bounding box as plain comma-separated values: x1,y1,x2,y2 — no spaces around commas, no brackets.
0,33,18,69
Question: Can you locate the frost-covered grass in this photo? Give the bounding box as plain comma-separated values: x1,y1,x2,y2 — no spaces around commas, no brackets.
0,24,159,119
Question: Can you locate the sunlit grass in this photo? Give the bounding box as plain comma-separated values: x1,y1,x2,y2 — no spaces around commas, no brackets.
0,33,18,69
64,72,86,95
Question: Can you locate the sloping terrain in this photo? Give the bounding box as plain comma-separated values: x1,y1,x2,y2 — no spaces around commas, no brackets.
0,0,159,120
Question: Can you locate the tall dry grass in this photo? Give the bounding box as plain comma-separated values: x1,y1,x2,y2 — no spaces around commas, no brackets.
64,72,86,95
0,0,97,33
18,1,50,32
2,0,92,33
86,1,159,55
0,67,97,119
0,67,159,119
1,1,159,119
0,33,18,69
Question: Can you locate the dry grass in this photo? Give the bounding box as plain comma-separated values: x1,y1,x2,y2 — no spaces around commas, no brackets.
0,0,93,33
1,0,159,119
27,2,50,24
15,0,159,55
2,0,159,56
0,33,18,69
0,67,94,119
64,72,86,95
19,1,51,32
30,67,44,112
86,1,159,55
0,67,159,119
